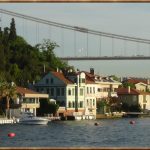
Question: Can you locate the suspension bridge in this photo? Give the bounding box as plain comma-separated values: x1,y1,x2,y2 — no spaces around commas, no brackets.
0,8,150,61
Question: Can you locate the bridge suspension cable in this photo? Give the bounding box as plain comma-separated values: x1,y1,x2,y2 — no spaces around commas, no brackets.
0,8,150,45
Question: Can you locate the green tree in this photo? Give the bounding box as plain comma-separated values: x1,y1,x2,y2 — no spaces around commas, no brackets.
107,97,122,112
121,82,135,88
97,99,107,114
9,18,17,41
110,75,120,82
0,80,17,118
37,99,59,116
0,19,72,87
37,39,68,71
9,64,21,83
0,45,5,71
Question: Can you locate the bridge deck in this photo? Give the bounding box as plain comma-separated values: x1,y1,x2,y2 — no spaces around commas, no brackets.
59,56,150,61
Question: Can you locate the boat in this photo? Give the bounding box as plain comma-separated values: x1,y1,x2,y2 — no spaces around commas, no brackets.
19,112,49,125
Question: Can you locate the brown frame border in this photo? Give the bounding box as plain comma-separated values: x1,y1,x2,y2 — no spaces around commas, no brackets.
0,2,150,150
0,0,150,2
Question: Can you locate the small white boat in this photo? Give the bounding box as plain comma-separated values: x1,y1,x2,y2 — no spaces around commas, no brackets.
19,112,49,125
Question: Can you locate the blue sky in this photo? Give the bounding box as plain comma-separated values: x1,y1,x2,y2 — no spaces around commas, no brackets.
1,3,150,77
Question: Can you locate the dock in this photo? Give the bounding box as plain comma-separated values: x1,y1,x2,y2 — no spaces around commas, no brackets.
0,118,16,124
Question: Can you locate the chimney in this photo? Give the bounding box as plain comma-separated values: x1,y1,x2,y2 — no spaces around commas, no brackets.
128,86,130,93
90,68,94,75
56,68,59,72
147,79,150,85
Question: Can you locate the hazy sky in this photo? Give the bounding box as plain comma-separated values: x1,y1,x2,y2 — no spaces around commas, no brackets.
1,3,150,77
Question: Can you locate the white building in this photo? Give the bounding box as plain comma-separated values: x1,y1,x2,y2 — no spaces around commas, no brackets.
34,68,122,118
34,70,97,119
95,76,122,100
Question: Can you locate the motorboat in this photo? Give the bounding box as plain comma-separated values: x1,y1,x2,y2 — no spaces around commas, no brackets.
19,112,49,125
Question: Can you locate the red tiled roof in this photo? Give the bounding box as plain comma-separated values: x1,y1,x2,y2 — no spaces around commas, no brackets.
117,87,150,95
51,71,73,84
82,71,96,84
16,86,39,95
126,79,147,85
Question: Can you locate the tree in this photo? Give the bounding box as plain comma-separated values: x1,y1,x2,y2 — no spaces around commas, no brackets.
121,82,135,88
0,45,5,71
97,99,107,114
0,80,17,118
121,103,141,112
37,39,68,71
37,99,59,116
0,19,72,87
107,97,122,112
9,18,17,41
110,75,120,82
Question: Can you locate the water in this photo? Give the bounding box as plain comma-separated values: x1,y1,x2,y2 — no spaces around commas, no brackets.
0,118,150,147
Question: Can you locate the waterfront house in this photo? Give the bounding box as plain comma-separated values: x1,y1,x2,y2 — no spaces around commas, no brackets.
123,78,150,92
34,70,75,117
95,76,121,100
14,86,48,117
34,69,97,119
117,87,150,111
34,68,123,118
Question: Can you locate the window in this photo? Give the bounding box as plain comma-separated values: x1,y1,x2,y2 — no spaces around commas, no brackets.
51,78,54,84
68,101,72,108
72,88,75,96
36,99,39,103
72,102,75,108
98,88,102,92
93,99,95,106
50,88,54,96
87,87,89,94
143,104,146,110
87,99,89,106
78,102,80,108
41,88,43,92
61,88,65,96
36,88,39,92
30,98,35,103
90,87,92,93
46,88,49,94
80,101,83,108
80,88,84,96
93,87,95,94
103,88,107,92
57,88,60,96
90,99,92,107
68,88,71,96
81,78,85,83
46,78,49,84
23,98,26,103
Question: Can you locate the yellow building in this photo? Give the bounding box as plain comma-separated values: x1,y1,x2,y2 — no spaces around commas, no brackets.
16,86,48,116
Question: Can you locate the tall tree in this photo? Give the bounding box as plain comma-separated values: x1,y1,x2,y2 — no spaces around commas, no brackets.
9,18,17,41
0,80,17,118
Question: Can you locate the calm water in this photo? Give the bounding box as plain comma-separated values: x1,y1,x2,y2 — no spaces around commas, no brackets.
0,118,150,147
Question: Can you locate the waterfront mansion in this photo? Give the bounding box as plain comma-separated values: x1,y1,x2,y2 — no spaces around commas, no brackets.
34,68,121,118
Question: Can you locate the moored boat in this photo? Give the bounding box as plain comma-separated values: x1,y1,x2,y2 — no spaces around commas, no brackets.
19,112,49,125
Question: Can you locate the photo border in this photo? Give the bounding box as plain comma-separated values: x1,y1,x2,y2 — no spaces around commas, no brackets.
0,1,150,150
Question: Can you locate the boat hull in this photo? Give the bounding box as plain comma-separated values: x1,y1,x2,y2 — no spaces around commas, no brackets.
19,119,48,125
